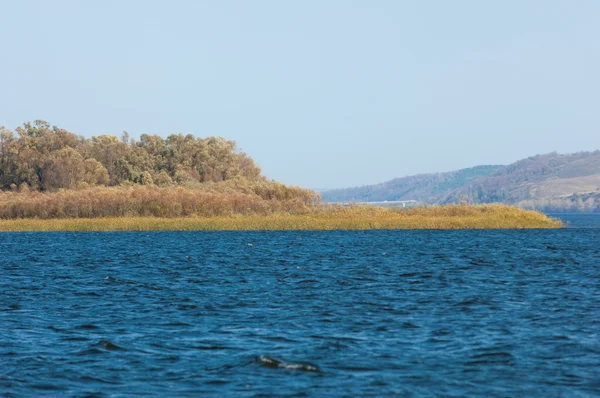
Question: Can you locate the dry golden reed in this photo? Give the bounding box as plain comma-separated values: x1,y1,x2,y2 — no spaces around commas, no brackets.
0,203,561,231
0,184,316,219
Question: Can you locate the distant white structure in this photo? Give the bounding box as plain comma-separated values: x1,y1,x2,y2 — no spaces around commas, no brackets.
339,200,419,208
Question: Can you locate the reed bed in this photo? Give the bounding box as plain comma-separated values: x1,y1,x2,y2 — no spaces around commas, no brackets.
0,204,561,231
0,185,316,219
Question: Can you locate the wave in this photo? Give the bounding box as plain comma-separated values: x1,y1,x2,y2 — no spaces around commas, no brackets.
256,355,322,373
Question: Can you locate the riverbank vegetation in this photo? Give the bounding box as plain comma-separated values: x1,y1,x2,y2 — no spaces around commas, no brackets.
0,204,561,231
0,184,317,219
0,120,266,191
0,120,318,217
0,121,561,231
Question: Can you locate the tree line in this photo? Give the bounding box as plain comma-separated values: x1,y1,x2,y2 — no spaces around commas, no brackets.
0,120,263,191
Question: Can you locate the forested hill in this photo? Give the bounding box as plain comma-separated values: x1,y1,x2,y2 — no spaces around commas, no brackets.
322,151,600,212
0,120,265,191
444,151,600,211
321,165,504,203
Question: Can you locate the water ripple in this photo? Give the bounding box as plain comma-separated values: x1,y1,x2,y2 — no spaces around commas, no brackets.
1,223,600,396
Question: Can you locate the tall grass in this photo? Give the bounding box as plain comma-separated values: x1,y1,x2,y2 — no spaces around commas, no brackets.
0,204,561,231
0,184,317,219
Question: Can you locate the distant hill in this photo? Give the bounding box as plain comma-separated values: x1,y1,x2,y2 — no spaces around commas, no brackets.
322,151,600,212
322,165,504,203
442,152,600,209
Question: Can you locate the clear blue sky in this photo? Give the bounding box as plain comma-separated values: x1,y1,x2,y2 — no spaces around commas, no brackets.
1,1,599,189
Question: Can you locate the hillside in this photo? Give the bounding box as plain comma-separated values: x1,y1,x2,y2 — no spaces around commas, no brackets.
322,151,600,212
443,152,600,208
322,165,503,203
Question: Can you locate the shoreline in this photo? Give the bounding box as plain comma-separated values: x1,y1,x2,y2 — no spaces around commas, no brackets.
0,205,562,231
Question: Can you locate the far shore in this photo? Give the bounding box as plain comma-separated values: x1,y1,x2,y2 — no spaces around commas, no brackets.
0,205,562,232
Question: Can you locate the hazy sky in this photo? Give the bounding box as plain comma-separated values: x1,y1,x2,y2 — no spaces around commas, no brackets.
1,1,599,189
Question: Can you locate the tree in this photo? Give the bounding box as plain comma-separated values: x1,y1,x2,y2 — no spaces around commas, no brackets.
83,158,110,186
43,147,109,190
1,120,268,191
43,147,86,189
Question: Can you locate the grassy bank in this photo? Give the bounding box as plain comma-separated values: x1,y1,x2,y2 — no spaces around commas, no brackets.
0,205,561,231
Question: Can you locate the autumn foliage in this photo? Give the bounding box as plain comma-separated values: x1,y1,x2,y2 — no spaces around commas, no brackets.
0,120,264,191
0,121,562,229
0,120,321,219
0,182,318,219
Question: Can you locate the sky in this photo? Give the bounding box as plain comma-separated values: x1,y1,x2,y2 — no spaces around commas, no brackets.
1,1,599,189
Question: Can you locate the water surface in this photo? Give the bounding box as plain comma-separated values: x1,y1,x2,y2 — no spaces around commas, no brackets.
1,219,599,396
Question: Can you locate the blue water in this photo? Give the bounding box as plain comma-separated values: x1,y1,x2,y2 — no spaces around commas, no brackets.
1,216,600,397
549,213,600,229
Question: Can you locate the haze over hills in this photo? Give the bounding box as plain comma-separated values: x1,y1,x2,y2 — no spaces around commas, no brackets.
322,151,600,212
322,165,504,203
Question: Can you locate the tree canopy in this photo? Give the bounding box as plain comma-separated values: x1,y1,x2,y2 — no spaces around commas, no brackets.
0,120,263,191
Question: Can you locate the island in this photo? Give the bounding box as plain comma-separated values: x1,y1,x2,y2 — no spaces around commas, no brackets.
0,121,561,231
